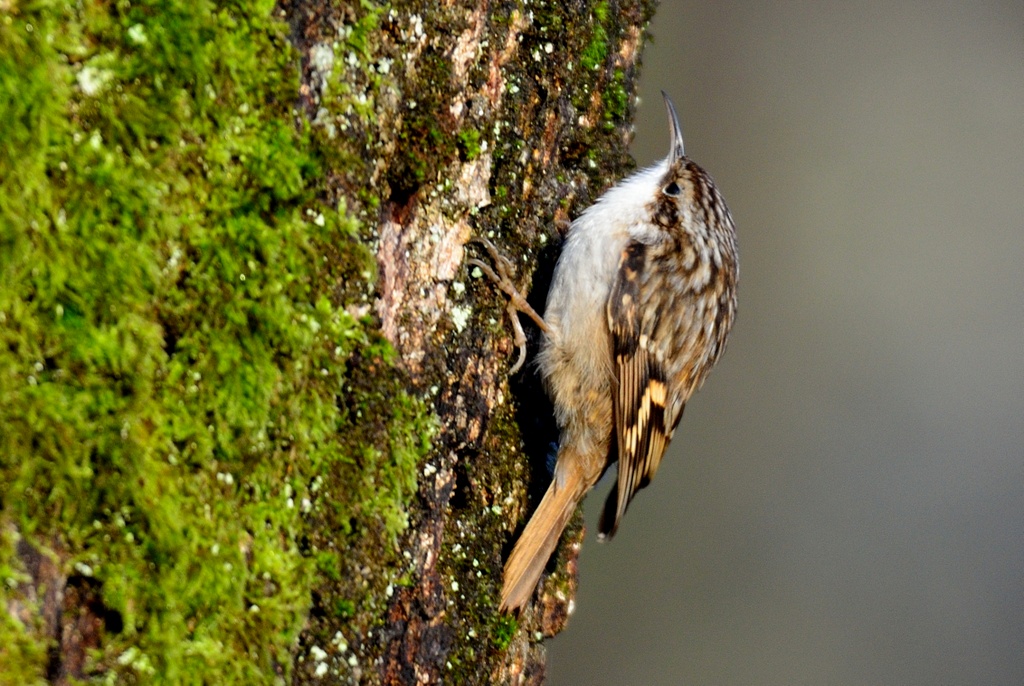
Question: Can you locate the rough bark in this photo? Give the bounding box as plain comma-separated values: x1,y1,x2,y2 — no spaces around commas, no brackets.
0,0,654,683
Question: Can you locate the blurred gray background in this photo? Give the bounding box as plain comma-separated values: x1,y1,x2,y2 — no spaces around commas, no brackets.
548,1,1024,684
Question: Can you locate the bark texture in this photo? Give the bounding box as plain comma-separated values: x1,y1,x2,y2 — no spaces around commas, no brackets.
0,0,654,683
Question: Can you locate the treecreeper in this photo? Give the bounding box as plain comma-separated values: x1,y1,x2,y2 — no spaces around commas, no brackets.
470,93,739,613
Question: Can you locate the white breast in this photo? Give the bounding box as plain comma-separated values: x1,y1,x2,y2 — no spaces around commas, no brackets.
538,162,668,393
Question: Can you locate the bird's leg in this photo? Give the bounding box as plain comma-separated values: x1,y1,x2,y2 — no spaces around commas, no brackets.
468,237,549,330
468,237,550,374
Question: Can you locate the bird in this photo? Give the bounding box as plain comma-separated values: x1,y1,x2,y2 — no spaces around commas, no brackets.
469,92,738,613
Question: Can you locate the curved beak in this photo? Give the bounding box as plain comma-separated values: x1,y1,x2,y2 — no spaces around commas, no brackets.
662,91,685,162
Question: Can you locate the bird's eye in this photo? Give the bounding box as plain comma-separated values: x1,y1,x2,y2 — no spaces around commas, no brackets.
663,181,681,197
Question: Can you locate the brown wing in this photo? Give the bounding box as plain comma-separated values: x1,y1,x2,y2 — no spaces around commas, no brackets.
599,241,673,539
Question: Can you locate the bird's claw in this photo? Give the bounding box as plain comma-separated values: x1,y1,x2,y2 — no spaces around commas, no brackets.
468,237,549,374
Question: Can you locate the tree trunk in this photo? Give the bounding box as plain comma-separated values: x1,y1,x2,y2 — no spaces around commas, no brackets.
0,0,654,683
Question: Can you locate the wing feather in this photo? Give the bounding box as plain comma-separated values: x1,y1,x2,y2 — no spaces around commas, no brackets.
599,241,675,539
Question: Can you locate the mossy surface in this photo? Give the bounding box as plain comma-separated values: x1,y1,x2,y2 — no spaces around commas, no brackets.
1,0,656,680
0,1,432,683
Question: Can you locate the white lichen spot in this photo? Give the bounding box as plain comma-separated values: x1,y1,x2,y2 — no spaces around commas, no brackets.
386,583,394,598
165,245,183,271
286,497,295,509
117,647,139,666
127,23,148,45
89,131,103,150
301,498,312,513
544,42,554,54
249,604,260,613
450,305,472,332
310,43,334,77
77,66,113,96
310,646,328,662
211,544,219,555
314,663,328,677
313,212,326,227
491,504,502,515
450,580,459,592
333,632,348,652
423,462,437,477
470,266,483,279
348,655,358,667
74,562,94,577
451,281,466,296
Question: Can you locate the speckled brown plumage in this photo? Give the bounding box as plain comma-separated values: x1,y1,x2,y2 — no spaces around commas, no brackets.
477,94,739,612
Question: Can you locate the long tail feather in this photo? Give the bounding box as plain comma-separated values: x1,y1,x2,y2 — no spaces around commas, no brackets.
500,468,584,612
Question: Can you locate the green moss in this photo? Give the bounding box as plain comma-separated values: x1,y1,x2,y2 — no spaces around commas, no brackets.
346,2,387,59
333,599,355,620
602,68,630,130
580,1,610,71
0,530,48,683
492,615,518,651
457,128,483,161
387,49,458,197
0,1,433,683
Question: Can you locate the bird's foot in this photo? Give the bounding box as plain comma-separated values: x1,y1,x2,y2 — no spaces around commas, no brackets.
467,237,549,374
